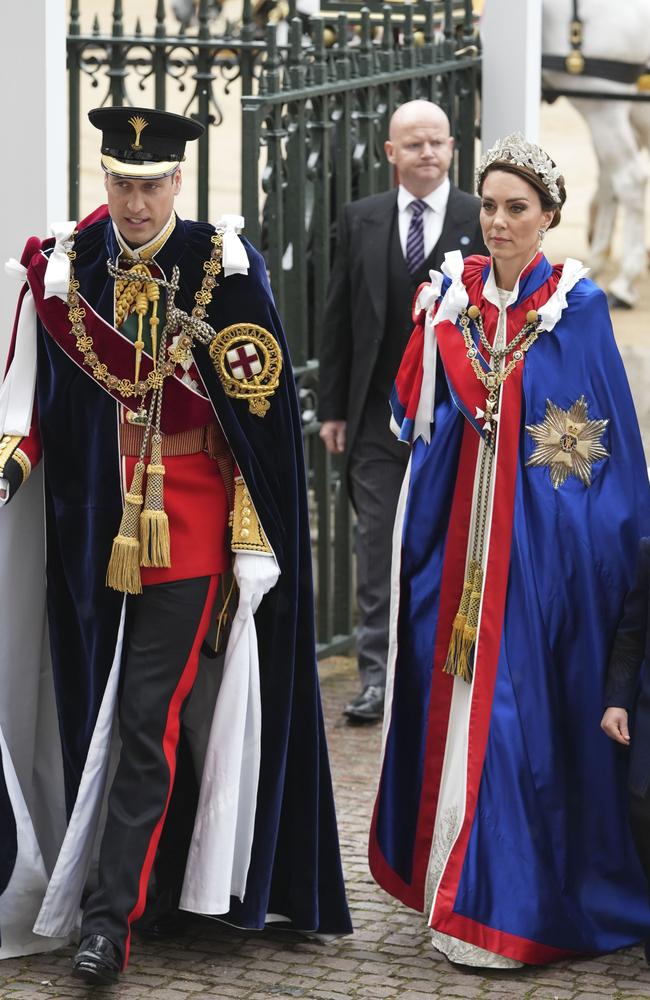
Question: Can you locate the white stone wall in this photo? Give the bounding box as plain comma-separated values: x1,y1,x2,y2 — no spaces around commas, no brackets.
480,0,542,146
0,0,67,360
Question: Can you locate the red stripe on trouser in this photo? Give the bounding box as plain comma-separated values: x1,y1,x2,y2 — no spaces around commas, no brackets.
122,573,219,968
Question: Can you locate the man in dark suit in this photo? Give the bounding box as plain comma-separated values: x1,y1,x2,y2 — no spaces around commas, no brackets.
602,536,650,962
318,100,486,724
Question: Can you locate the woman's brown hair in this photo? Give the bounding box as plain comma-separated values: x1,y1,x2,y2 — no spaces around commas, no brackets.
478,161,567,230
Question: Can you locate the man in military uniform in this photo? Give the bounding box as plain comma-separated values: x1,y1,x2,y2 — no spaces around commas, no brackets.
0,108,350,984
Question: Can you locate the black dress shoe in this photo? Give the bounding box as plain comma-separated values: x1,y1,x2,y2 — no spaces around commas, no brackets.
343,685,385,724
72,934,121,986
343,689,368,712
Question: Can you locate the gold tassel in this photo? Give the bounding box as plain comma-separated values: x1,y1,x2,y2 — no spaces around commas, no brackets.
147,281,160,369
214,575,236,654
106,460,146,594
133,291,148,384
457,564,484,682
443,559,478,678
140,433,171,568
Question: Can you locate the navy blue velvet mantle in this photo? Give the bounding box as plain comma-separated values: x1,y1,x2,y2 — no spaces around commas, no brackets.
22,210,351,935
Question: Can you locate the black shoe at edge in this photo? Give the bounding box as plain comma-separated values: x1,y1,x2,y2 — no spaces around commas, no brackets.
343,684,385,723
72,933,121,986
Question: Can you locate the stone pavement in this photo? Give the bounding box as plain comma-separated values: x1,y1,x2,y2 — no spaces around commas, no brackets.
2,658,650,1000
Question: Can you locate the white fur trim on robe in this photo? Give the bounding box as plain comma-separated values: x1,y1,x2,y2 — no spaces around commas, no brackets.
216,215,250,278
43,223,77,300
0,223,76,438
413,250,468,444
537,258,589,332
180,600,262,914
0,467,68,957
0,728,69,957
412,271,443,443
0,261,37,438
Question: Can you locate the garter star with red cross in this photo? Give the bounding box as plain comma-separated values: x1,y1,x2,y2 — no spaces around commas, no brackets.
209,322,282,416
227,343,263,380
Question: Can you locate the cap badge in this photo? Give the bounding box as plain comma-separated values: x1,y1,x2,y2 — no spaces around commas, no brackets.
128,115,149,151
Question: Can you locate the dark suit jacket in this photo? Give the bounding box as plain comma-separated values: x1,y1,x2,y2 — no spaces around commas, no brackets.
317,185,486,456
605,537,650,795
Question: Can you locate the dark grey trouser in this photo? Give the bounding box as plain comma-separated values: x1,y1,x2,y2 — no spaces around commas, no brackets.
81,575,217,967
348,389,410,691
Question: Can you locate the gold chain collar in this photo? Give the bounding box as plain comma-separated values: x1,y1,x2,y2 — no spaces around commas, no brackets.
64,230,224,401
458,303,543,437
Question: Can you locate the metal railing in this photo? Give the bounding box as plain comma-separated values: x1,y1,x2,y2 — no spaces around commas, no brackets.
242,4,479,365
241,3,479,653
67,0,481,657
68,0,267,219
67,0,477,220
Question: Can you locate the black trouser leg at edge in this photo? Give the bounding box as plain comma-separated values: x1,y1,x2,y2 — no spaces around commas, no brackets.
81,574,218,968
629,790,650,887
628,788,650,962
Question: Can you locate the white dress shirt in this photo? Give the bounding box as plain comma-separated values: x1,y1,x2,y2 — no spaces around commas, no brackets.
397,177,451,262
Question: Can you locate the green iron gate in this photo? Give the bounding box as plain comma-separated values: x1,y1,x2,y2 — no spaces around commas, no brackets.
67,0,481,656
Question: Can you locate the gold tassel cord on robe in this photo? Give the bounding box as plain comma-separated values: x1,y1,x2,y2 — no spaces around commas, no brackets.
147,281,160,369
106,460,146,594
456,564,484,683
115,261,153,330
133,291,149,384
441,299,544,681
140,433,171,568
214,575,236,654
443,559,478,678
106,268,178,591
140,316,172,570
65,245,223,594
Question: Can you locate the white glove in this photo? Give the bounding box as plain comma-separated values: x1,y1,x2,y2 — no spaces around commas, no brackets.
233,552,280,617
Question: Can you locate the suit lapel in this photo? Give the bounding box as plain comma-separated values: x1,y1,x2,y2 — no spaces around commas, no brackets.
430,185,475,271
361,191,397,328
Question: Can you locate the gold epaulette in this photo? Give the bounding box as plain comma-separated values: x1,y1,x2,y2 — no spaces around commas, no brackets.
0,434,27,479
231,476,273,554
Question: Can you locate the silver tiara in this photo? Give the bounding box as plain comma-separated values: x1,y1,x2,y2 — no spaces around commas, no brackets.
476,132,562,205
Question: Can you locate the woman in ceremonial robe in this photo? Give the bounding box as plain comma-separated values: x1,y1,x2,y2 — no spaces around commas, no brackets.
369,133,650,967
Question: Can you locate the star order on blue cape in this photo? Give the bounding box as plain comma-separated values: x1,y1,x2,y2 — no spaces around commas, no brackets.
526,395,609,489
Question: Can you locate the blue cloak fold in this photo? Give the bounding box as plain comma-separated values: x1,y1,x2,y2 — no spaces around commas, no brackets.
372,256,650,960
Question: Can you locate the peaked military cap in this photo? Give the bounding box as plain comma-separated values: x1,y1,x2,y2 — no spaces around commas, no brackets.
88,106,205,179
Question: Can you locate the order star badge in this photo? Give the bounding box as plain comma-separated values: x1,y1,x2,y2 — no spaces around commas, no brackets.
526,396,609,489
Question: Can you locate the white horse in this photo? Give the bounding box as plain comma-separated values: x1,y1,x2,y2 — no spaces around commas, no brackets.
542,0,650,307
170,0,223,30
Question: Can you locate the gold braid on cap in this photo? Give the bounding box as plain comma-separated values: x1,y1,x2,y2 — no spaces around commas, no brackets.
476,132,563,204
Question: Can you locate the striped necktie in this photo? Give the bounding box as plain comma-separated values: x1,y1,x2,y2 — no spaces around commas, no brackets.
405,198,427,274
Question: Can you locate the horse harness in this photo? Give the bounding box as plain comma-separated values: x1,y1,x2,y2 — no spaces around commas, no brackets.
541,0,647,85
